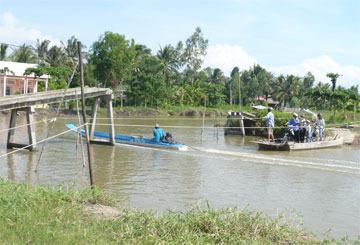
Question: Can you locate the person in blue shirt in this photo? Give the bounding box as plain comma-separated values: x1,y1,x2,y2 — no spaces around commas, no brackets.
153,123,165,143
263,107,275,142
287,113,300,142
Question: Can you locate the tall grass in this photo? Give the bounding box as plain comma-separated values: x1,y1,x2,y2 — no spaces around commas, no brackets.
0,179,353,244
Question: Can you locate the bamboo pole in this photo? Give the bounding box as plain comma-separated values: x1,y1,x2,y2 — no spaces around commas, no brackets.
77,41,94,187
201,98,206,143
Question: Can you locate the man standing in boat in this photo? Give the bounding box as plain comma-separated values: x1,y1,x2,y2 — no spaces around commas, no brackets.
316,113,325,141
263,107,275,142
153,123,165,143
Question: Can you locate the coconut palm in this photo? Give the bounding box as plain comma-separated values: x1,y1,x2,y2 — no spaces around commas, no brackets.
229,67,240,105
10,44,37,63
62,36,81,65
46,46,66,67
36,39,50,64
326,72,341,92
273,75,301,107
157,45,180,85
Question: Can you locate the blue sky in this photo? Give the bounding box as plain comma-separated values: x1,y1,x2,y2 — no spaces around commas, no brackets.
0,0,359,86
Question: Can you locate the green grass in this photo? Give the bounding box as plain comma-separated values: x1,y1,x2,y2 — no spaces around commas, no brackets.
1,179,355,244
321,110,359,125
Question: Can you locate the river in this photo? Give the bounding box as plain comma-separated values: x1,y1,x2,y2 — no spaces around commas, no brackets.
0,113,359,238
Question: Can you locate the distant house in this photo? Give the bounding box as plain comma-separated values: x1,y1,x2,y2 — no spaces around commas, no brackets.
0,61,49,97
254,95,280,108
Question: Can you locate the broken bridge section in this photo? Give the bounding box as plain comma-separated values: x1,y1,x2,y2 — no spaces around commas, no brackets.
0,87,115,151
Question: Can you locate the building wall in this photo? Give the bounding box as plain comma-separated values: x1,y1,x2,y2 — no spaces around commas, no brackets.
0,76,37,96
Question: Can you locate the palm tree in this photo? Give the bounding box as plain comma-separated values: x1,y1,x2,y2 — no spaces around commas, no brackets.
157,45,179,85
62,36,81,66
326,72,341,92
36,39,50,64
46,46,66,66
326,72,342,117
10,44,37,63
229,67,240,105
0,43,8,61
273,75,301,107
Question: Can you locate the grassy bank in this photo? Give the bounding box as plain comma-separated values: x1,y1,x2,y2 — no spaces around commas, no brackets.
0,180,351,244
42,100,360,125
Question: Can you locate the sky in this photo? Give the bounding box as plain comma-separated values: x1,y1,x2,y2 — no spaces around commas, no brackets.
0,0,359,87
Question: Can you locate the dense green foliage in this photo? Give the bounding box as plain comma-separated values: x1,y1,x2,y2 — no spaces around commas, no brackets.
1,29,359,113
2,179,351,244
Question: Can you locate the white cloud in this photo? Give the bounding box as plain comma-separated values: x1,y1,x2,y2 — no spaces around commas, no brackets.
204,44,257,74
204,44,360,88
0,12,61,47
270,55,360,88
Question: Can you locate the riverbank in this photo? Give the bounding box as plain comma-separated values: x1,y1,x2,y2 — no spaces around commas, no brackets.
34,105,359,125
0,179,348,244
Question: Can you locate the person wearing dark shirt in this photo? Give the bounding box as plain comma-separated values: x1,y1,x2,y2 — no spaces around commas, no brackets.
287,113,300,142
299,114,307,143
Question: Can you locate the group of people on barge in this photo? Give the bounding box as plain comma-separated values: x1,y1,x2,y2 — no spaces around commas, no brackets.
263,108,326,143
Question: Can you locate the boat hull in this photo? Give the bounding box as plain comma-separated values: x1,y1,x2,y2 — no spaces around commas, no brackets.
255,137,343,151
65,124,188,151
288,138,343,151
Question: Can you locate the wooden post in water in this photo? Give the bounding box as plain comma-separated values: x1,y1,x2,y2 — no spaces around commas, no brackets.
201,97,206,143
107,94,115,145
26,106,36,150
77,41,94,187
7,109,17,149
239,113,245,136
7,106,36,150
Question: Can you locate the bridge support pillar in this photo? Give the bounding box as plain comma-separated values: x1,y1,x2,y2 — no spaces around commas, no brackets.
7,106,36,151
88,95,115,146
106,94,115,145
90,97,100,140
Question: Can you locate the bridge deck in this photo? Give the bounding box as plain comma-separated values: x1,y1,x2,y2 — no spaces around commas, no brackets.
0,87,112,111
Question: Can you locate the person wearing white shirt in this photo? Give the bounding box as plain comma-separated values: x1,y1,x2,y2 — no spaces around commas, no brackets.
263,107,275,142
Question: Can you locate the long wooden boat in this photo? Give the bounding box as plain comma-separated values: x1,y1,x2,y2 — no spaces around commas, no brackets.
254,137,343,151
66,124,188,151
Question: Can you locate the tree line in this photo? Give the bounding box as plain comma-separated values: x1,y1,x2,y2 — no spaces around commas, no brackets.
1,27,359,112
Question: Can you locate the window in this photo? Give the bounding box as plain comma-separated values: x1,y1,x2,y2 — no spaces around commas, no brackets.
6,86,11,96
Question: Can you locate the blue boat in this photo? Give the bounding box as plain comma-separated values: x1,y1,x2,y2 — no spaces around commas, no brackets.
65,124,188,151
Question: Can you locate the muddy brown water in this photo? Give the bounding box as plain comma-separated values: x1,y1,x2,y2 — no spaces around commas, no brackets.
0,113,359,238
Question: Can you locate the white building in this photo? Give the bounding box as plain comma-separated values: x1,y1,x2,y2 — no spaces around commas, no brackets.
0,61,49,97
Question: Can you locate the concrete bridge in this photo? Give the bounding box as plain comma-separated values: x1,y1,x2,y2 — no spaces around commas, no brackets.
0,87,115,150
